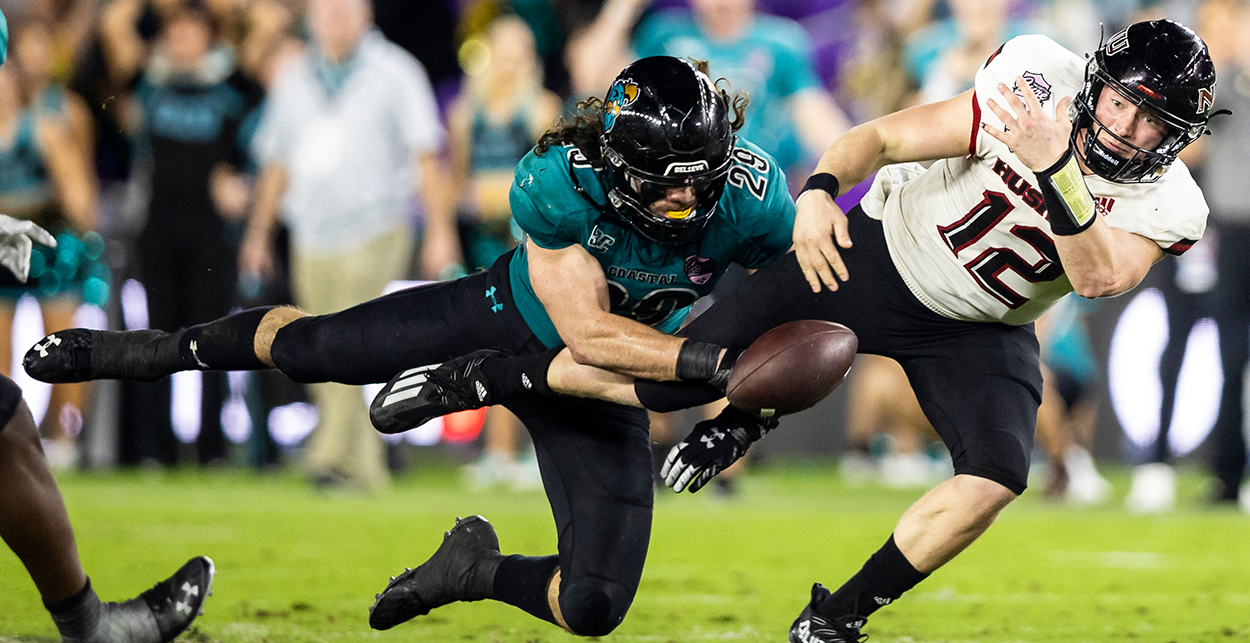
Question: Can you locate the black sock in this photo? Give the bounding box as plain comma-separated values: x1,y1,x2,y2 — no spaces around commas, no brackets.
45,578,101,641
177,307,275,371
493,554,559,624
820,534,929,618
480,347,561,401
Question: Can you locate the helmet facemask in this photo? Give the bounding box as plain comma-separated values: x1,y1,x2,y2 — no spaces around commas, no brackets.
1068,20,1217,184
598,57,737,246
602,142,733,245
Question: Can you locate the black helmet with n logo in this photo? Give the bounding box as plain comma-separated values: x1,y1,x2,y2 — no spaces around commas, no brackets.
1070,19,1218,183
601,56,735,245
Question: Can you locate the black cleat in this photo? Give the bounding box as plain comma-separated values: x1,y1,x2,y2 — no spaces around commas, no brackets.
370,350,503,434
369,516,503,630
789,583,867,643
25,328,176,383
76,556,215,643
140,556,216,641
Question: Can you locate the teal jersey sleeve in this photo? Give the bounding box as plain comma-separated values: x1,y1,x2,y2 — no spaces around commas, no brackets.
714,139,795,268
509,147,600,250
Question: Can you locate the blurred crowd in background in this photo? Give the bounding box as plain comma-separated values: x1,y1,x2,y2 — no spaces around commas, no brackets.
2,0,1248,512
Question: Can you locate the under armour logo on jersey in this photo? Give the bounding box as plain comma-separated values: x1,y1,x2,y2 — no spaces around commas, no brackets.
485,287,502,313
700,429,725,448
588,225,615,252
175,582,200,614
33,334,61,357
188,340,210,369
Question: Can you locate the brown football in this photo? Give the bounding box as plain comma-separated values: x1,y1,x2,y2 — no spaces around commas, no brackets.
726,320,858,416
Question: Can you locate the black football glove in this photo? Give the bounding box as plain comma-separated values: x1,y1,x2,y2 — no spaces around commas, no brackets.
660,405,778,493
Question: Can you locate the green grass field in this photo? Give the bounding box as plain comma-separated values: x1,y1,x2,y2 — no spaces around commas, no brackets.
2,458,1248,643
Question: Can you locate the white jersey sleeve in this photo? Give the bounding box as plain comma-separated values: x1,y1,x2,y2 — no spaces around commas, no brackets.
860,34,1208,325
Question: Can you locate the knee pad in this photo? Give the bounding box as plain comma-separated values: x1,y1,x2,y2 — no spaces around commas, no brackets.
559,577,633,637
269,317,328,384
0,374,23,432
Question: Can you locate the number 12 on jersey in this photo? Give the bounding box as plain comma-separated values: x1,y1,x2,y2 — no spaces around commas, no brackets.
938,190,1064,309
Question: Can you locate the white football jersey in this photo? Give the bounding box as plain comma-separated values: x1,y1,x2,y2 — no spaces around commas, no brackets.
860,34,1208,325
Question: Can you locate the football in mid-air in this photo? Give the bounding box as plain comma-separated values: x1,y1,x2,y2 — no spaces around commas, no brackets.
725,320,858,417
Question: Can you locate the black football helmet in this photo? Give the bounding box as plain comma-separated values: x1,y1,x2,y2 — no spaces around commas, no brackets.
600,56,735,245
1070,19,1218,183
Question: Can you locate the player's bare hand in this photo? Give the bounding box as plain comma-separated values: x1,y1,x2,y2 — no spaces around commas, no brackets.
981,76,1073,172
793,189,852,293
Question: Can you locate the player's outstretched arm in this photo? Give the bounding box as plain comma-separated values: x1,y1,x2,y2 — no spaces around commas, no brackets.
528,238,702,382
795,89,976,292
544,348,642,405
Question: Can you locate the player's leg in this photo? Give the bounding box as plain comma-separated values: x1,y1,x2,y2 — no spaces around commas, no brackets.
502,397,654,635
27,253,535,387
791,323,1040,642
0,374,213,642
0,375,85,603
370,396,652,636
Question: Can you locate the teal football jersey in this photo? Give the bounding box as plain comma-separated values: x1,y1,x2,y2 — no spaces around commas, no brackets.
508,138,795,348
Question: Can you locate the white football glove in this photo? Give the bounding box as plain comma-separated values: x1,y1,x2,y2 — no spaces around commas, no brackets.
0,214,57,283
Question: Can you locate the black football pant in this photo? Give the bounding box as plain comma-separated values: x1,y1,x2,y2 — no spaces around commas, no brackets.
268,251,651,634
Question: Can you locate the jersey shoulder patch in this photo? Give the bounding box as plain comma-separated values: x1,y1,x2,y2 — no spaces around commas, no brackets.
973,35,1084,157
